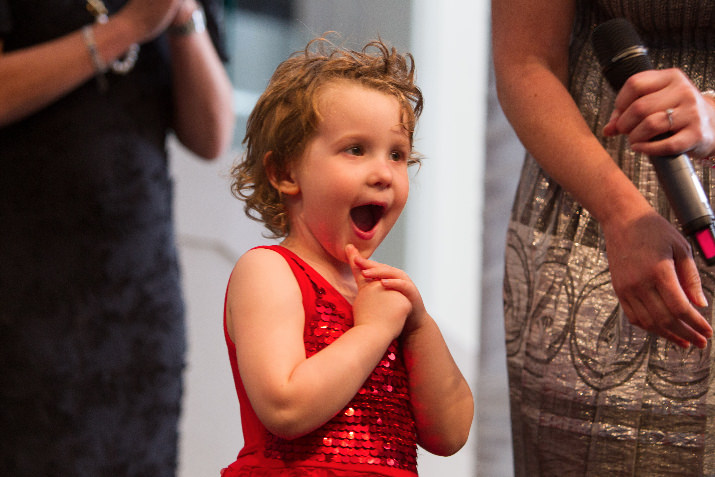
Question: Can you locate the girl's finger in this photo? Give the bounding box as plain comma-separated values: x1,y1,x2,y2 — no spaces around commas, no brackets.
345,244,369,287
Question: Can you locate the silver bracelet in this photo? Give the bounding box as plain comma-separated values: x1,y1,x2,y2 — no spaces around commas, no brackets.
87,1,139,76
111,43,140,75
82,25,108,92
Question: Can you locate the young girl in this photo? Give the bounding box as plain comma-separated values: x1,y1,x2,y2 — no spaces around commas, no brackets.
221,38,474,476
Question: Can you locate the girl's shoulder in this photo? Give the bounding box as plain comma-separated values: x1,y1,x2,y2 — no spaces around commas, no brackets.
225,246,304,341
228,246,300,299
233,245,291,273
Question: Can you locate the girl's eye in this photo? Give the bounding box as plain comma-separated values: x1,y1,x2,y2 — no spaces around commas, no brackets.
390,150,406,162
346,146,363,156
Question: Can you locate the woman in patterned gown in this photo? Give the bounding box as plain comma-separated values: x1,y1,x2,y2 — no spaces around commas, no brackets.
492,0,715,475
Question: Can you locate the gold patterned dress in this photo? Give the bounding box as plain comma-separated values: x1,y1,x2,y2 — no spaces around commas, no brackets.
503,1,715,475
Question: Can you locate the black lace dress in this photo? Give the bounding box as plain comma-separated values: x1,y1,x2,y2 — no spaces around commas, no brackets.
0,1,204,474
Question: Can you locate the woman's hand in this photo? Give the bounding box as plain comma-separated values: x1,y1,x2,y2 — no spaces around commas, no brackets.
604,68,715,159
601,208,712,348
117,0,183,44
170,0,202,28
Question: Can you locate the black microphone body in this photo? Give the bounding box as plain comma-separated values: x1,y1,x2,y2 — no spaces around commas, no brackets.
592,18,715,265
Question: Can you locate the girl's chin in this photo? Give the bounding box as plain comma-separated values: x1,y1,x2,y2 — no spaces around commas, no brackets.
344,241,380,259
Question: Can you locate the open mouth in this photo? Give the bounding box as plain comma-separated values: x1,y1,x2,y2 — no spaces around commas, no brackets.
350,204,385,233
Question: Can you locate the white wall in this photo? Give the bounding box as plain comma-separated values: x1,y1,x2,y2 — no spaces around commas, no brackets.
407,1,490,474
171,137,270,477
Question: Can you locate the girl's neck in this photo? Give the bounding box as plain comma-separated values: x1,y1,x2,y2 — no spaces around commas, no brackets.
279,239,358,302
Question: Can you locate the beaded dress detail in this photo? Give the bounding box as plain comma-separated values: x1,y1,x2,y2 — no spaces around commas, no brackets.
222,246,418,477
503,1,715,476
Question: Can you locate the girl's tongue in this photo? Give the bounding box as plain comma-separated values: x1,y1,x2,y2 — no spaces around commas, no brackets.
350,205,383,232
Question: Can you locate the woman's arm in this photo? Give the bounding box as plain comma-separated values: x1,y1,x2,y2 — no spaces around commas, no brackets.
492,0,711,347
492,0,635,225
167,0,234,159
0,0,182,127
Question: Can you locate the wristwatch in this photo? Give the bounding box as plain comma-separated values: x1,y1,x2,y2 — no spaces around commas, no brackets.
170,5,206,36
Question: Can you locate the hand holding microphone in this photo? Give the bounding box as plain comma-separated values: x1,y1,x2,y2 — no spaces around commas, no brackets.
601,68,715,159
592,18,715,265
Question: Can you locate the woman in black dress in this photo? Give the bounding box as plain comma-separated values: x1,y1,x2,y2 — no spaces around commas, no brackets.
0,0,234,474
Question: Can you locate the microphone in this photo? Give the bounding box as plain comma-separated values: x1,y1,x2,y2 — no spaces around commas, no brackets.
592,18,715,266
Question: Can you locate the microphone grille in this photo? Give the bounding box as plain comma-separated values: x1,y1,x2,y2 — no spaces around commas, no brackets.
592,18,643,66
591,18,652,91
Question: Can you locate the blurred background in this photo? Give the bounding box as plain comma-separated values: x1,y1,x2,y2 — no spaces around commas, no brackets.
170,1,525,475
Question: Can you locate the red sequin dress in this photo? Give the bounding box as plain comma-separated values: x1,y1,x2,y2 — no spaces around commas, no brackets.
222,245,418,477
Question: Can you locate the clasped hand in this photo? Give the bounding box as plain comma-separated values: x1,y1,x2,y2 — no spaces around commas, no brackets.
345,244,427,341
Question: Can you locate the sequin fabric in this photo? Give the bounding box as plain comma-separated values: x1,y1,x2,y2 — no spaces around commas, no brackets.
223,246,417,476
504,1,715,476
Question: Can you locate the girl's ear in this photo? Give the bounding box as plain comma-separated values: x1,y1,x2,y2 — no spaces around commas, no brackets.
264,151,300,195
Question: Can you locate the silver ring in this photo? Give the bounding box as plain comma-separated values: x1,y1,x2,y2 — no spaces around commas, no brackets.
665,108,674,130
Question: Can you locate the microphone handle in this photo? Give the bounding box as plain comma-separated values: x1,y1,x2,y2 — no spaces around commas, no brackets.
651,152,714,236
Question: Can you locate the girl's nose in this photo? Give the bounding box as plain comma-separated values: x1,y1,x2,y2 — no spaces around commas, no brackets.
367,156,393,188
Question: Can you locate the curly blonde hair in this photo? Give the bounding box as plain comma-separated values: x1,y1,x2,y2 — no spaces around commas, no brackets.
230,37,423,238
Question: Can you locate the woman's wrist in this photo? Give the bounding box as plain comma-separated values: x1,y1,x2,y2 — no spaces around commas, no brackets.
591,173,654,234
170,1,204,34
